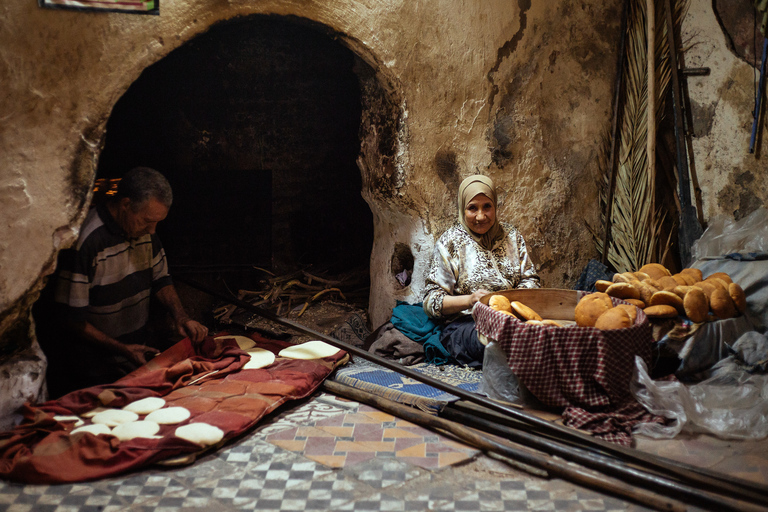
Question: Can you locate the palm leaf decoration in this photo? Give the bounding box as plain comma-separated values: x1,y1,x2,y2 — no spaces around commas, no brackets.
595,0,688,272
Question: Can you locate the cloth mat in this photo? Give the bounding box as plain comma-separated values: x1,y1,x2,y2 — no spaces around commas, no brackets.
331,358,482,414
0,334,347,484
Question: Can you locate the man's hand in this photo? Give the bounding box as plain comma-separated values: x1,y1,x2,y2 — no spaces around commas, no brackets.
177,317,208,343
123,343,160,367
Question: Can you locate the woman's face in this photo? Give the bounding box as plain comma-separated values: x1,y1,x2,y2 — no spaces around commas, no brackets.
464,193,496,235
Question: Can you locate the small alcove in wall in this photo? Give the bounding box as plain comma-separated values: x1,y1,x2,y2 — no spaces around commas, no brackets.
96,15,374,282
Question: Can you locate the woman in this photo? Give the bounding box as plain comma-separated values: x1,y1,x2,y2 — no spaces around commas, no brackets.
423,174,540,367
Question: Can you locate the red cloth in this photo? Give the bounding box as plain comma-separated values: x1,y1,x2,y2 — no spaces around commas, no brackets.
0,335,347,483
474,299,664,445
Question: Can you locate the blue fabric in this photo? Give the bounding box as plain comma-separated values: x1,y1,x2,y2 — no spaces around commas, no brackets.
391,301,449,365
724,252,768,261
574,259,615,292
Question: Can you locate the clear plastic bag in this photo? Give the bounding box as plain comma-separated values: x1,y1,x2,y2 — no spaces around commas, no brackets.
631,356,768,440
691,207,768,260
480,342,522,403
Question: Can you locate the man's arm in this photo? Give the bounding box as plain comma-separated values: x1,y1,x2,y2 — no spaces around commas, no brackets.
67,319,159,366
154,284,208,343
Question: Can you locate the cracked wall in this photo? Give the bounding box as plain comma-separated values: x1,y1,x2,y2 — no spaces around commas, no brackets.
0,0,624,358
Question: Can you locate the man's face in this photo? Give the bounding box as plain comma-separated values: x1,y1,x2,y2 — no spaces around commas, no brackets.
118,197,169,238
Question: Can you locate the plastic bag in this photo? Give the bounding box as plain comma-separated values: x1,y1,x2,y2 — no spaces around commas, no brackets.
631,356,768,440
480,342,522,403
691,207,768,260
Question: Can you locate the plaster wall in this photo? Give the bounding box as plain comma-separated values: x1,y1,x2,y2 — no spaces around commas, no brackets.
0,0,622,348
682,0,768,222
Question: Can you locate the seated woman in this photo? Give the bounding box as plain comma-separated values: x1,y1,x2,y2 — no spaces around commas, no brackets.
423,175,540,368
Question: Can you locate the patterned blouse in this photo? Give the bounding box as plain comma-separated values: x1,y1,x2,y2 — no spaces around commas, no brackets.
423,222,540,319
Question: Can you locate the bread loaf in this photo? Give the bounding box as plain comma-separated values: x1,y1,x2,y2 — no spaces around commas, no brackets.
683,288,709,323
510,301,543,321
575,293,613,327
595,307,633,330
489,294,512,313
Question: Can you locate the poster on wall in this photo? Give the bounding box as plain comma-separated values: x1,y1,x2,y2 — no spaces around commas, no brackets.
39,0,158,15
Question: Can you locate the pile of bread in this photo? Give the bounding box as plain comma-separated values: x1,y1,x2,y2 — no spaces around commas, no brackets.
488,295,563,327
579,263,746,328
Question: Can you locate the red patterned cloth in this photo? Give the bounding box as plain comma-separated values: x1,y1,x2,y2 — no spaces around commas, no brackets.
474,298,664,445
0,335,347,483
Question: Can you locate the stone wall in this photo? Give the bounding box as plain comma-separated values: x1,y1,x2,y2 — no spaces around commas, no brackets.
0,0,625,353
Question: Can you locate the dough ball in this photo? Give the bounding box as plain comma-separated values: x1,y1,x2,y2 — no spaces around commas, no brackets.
123,397,166,415
71,423,112,436
710,289,737,320
643,305,678,319
243,348,276,370
683,288,709,324
145,407,192,425
605,282,640,300
80,407,109,418
729,283,747,314
54,415,85,428
510,301,543,321
175,423,225,447
649,291,685,315
488,295,512,313
91,409,139,427
638,263,671,280
595,307,633,330
575,293,613,327
278,340,341,360
112,421,161,441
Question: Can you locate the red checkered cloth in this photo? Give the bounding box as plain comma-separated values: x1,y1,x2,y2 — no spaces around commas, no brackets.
474,298,665,445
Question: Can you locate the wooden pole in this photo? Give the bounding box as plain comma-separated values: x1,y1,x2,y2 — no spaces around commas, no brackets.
323,380,687,512
647,0,657,261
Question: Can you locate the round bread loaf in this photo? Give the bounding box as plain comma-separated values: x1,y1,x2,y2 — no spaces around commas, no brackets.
612,273,634,284
683,287,709,323
729,282,747,314
622,298,645,309
633,271,651,281
595,307,633,330
693,281,717,299
707,272,733,284
489,294,512,313
605,282,640,300
510,301,543,321
671,274,688,286
639,263,671,280
541,319,564,327
649,291,685,315
575,293,613,327
710,288,737,319
595,280,613,293
705,277,729,292
680,267,703,282
677,272,698,286
643,305,678,319
636,283,657,306
615,304,638,324
672,285,692,299
657,276,680,291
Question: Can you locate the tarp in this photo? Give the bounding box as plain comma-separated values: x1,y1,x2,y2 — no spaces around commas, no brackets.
0,334,347,483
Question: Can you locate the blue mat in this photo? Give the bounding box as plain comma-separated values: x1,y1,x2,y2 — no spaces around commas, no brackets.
331,358,483,414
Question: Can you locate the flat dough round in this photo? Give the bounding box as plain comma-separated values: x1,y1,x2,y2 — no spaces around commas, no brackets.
54,415,85,428
278,340,340,360
123,397,166,415
71,423,112,436
91,409,139,427
243,348,276,369
112,420,161,441
80,406,109,418
215,335,256,351
145,406,191,425
175,422,224,446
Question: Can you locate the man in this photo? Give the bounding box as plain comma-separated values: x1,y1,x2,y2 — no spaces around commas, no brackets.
49,167,207,393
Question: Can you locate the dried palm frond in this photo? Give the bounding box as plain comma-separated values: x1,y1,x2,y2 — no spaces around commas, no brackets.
595,0,687,272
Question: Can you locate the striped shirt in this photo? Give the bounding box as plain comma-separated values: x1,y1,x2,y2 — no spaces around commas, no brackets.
54,203,173,342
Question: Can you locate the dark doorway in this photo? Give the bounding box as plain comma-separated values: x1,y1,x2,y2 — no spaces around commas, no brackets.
96,15,373,275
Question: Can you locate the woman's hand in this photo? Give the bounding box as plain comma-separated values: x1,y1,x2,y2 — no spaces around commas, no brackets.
440,288,492,316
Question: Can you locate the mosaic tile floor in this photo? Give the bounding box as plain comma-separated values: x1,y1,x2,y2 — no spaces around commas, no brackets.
0,392,765,512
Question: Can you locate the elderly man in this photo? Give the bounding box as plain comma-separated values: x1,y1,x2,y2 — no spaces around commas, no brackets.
48,167,207,393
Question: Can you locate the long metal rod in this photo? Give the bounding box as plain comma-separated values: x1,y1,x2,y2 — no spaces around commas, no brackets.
324,380,688,512
442,403,768,509
176,275,768,502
